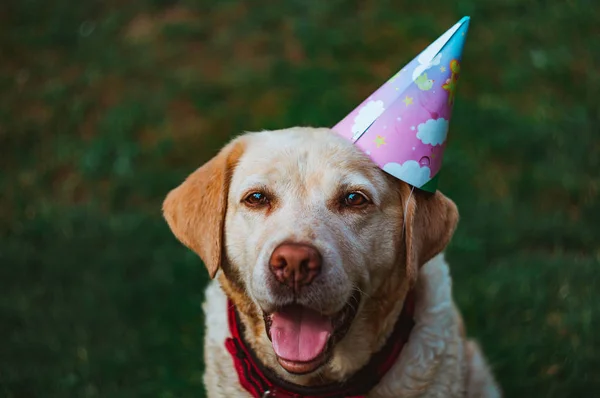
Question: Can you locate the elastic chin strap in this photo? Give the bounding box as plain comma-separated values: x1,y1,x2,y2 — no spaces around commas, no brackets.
402,185,416,236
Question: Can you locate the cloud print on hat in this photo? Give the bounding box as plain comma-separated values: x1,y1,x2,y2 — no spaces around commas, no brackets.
416,118,449,146
383,161,431,188
333,17,470,192
412,53,442,82
351,100,385,141
411,19,463,81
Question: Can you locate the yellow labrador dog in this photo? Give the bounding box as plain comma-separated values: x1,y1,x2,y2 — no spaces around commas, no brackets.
163,127,501,397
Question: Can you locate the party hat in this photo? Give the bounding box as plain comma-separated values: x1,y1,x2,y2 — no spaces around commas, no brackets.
333,16,470,192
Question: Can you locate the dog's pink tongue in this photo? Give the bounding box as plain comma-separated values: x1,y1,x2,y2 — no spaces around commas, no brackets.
270,306,332,362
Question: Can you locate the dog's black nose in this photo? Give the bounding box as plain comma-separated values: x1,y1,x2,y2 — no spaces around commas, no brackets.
269,243,322,292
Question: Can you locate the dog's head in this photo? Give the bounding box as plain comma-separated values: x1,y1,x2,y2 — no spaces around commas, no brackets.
163,127,458,382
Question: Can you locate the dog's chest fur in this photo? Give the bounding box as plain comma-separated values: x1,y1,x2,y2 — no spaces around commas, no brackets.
201,255,469,398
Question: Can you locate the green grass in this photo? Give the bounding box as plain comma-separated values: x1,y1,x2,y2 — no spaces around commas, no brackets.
1,0,599,396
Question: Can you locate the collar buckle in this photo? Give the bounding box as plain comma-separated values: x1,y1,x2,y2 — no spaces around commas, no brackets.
262,389,301,398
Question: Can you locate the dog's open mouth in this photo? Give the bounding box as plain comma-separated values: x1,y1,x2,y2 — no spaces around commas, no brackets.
263,291,361,374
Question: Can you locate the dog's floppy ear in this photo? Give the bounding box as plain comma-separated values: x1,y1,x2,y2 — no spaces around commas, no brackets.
403,187,459,285
162,138,246,278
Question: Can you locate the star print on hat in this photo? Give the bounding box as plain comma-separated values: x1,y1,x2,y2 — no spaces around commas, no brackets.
333,16,471,192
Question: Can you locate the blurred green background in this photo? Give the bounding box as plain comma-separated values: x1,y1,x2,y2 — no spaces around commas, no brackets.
1,0,599,397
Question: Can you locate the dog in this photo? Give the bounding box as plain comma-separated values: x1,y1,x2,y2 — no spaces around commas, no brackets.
162,127,501,397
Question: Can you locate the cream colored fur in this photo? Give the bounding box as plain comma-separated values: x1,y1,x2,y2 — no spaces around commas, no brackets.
203,256,500,397
163,127,501,397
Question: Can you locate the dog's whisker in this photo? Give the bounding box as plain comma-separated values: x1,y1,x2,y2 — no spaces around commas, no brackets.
351,284,371,299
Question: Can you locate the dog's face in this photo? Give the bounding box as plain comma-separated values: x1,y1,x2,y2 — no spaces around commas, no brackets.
163,127,458,380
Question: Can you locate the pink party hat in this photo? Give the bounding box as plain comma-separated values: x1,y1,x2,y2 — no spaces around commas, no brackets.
333,16,470,192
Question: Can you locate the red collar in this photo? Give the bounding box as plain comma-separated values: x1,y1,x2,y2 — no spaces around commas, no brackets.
225,291,415,398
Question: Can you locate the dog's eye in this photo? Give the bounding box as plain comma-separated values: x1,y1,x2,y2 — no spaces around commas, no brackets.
343,192,370,207
244,192,269,207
